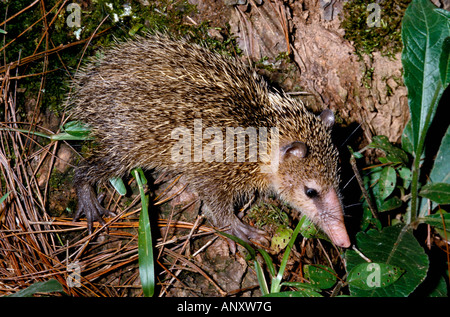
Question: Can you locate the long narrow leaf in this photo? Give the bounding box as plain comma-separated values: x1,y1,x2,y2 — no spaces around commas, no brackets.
134,168,155,297
5,279,64,297
271,216,306,293
258,248,277,278
254,261,269,296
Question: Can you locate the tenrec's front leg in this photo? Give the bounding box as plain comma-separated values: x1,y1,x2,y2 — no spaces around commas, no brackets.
200,189,268,252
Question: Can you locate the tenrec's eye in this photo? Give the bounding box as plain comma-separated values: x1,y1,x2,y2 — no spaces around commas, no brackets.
305,187,319,199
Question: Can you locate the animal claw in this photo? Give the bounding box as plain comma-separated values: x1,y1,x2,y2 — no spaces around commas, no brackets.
74,183,115,234
225,218,269,254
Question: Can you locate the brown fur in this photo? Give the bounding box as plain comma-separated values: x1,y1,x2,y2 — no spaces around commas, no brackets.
67,34,349,247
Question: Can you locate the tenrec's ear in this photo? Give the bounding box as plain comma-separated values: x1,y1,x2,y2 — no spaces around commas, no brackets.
319,109,335,128
281,141,308,161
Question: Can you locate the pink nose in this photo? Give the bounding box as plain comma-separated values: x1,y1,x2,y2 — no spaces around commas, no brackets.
330,233,351,248
322,189,351,248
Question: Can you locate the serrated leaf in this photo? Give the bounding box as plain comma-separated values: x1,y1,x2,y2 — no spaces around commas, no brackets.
345,225,429,297
347,263,405,290
419,182,450,204
379,166,397,200
304,264,337,290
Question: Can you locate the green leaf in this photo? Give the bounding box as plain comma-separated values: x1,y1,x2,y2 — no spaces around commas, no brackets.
440,37,450,85
430,125,450,184
0,192,10,205
398,166,412,189
347,263,405,290
129,23,144,36
297,214,328,241
419,182,450,204
254,261,269,296
345,225,429,297
379,166,397,200
304,264,337,290
109,177,127,196
401,0,450,150
401,120,414,155
379,197,403,212
271,216,305,293
402,0,450,224
134,168,154,297
428,275,449,297
361,201,382,231
263,290,322,297
5,279,64,297
258,248,277,278
281,281,321,291
421,211,450,233
419,126,450,218
51,121,93,141
369,135,408,164
270,225,293,253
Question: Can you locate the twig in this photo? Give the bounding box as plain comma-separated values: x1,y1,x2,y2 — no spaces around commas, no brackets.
164,248,227,296
350,152,378,219
0,0,40,28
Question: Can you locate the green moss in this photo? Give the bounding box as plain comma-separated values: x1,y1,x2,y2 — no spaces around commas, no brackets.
340,0,412,58
255,56,274,72
247,201,290,230
2,0,239,116
49,168,73,189
362,66,374,89
254,51,292,72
